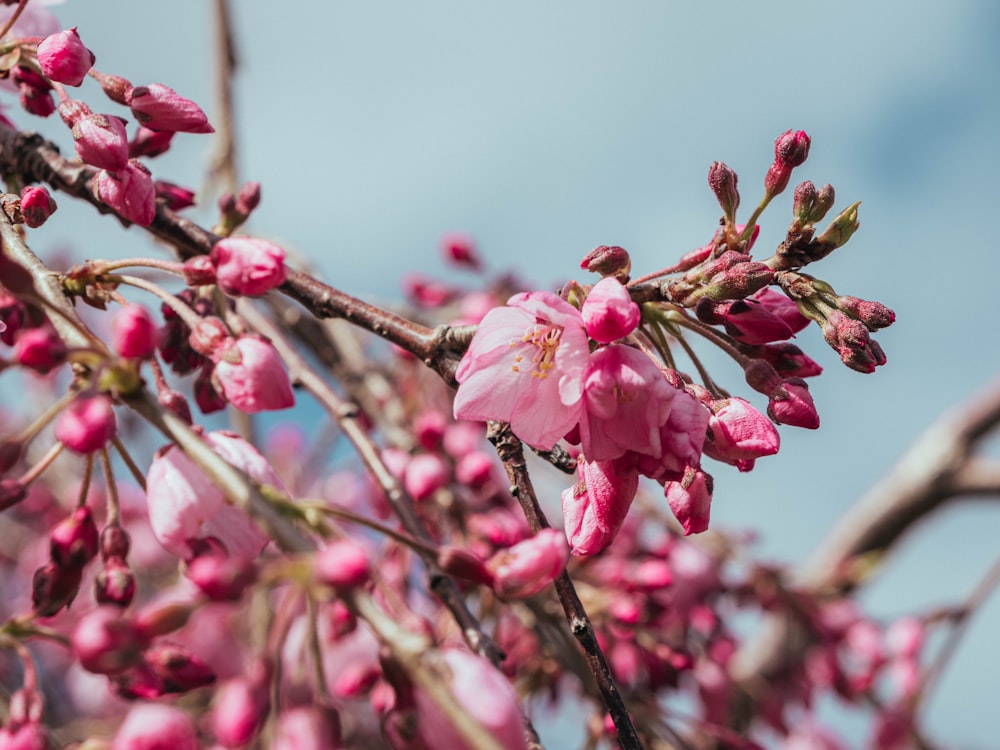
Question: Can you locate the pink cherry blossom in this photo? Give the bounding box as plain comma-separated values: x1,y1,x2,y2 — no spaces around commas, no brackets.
36,28,95,87
580,277,641,343
579,344,676,462
145,430,280,561
213,336,295,413
561,455,639,556
454,291,589,450
633,385,710,483
210,236,287,296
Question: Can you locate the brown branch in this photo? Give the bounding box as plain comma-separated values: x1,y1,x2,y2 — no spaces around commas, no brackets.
730,374,1000,711
239,303,505,664
486,422,647,750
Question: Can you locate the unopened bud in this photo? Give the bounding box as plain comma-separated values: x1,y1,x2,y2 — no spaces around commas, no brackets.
708,161,740,222
93,72,133,106
815,201,860,249
144,642,216,693
235,181,261,215
437,545,495,587
767,378,820,429
129,126,175,158
580,244,631,281
50,506,99,568
185,551,257,601
155,180,196,211
72,606,147,674
814,184,836,222
95,558,136,606
774,129,811,168
54,394,117,454
792,181,817,224
158,388,193,423
837,295,895,331
764,161,793,199
703,260,774,302
32,561,83,616
0,478,27,510
743,359,782,395
135,601,196,638
315,540,371,590
18,186,57,228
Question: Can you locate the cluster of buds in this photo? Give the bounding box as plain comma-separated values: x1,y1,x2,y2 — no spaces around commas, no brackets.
31,505,99,616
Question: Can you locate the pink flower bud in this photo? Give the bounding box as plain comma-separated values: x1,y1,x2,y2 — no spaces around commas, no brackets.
412,649,527,750
487,528,569,598
112,704,199,750
210,236,287,296
581,277,640,343
128,83,214,134
55,394,117,454
36,28,95,86
774,129,811,168
18,185,56,228
12,65,54,117
0,479,28,511
154,180,196,211
767,378,820,429
13,327,66,373
211,663,272,748
95,558,136,607
315,540,371,590
181,255,216,286
272,706,342,750
93,71,133,106
440,232,481,270
213,335,295,413
454,450,494,488
748,343,823,379
185,550,257,601
580,245,631,280
72,113,129,171
31,561,82,616
403,453,450,501
703,397,780,463
414,410,447,450
664,467,713,535
111,303,158,359
437,546,494,586
708,161,740,220
145,430,279,561
562,456,640,557
144,642,216,693
72,606,147,674
93,160,156,226
129,126,174,158
50,506,99,568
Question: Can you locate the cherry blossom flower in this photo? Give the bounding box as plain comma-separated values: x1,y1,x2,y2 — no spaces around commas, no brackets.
145,430,281,561
454,291,589,450
579,344,676,462
54,394,117,454
210,236,287,296
212,335,295,413
112,703,198,750
487,528,569,598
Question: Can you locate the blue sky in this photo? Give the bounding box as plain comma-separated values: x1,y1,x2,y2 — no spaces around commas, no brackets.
18,1,1000,746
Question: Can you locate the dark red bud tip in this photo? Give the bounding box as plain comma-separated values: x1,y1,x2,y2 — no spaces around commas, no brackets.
774,129,811,168
580,245,631,281
0,478,28,510
708,161,740,220
437,545,495,587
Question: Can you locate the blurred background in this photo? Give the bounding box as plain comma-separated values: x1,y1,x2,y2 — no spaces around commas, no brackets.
13,1,1000,746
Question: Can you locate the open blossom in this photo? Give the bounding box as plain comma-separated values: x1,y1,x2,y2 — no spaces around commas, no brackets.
454,291,589,450
211,236,287,296
145,430,281,561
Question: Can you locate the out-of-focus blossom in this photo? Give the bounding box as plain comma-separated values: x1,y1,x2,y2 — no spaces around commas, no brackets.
54,394,117,454
145,430,280,561
112,703,198,750
111,304,158,359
